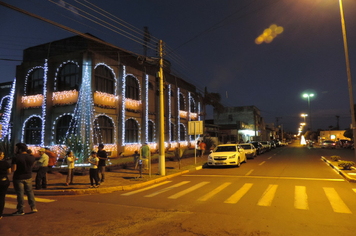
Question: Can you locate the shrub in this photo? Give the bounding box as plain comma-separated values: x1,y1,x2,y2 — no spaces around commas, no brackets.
338,161,355,170
330,156,341,162
204,137,215,151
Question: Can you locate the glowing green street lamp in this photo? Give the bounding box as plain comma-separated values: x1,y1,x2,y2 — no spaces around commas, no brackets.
302,93,314,131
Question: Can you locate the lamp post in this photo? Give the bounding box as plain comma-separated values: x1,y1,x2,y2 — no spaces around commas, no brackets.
301,113,308,123
337,0,356,159
302,93,314,131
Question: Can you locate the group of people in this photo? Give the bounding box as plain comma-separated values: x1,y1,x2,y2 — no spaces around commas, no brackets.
0,142,108,219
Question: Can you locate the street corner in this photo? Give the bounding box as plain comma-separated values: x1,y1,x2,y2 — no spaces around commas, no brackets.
321,156,356,183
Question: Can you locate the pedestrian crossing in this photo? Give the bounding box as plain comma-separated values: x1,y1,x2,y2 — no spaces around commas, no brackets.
122,181,356,214
4,194,56,210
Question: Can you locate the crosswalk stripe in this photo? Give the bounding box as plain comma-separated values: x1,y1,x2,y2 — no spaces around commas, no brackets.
224,183,253,204
121,181,172,196
258,184,278,206
5,202,17,209
144,181,190,197
197,182,231,202
352,189,356,194
323,187,352,214
168,182,210,199
6,194,56,203
295,186,309,210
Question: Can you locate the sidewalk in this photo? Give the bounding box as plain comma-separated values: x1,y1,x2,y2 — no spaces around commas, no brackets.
321,154,356,183
7,154,208,196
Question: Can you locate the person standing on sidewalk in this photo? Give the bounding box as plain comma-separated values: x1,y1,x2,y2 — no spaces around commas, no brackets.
88,151,100,188
66,151,76,186
198,141,206,157
45,148,56,173
97,144,107,183
35,148,49,190
140,143,151,174
0,151,11,219
12,143,37,215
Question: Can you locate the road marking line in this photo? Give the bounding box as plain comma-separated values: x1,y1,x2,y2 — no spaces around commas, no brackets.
224,183,253,204
323,187,352,214
268,156,272,160
258,184,278,206
353,189,356,194
121,181,172,196
245,169,254,176
183,175,344,182
5,202,17,209
6,194,56,203
197,182,231,202
144,181,190,197
295,186,309,210
168,182,209,199
259,161,266,166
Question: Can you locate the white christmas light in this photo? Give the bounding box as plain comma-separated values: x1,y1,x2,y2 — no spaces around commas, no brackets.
0,79,16,140
24,66,43,96
94,62,118,96
41,59,48,146
21,115,43,143
54,60,79,91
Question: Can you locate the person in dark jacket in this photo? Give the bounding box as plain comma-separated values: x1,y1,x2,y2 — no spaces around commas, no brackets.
12,143,37,215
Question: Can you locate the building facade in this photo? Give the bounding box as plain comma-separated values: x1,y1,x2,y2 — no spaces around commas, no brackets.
7,34,200,158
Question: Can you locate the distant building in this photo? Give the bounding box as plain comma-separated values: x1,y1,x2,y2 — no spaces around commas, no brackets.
10,34,201,157
319,130,350,142
212,106,266,142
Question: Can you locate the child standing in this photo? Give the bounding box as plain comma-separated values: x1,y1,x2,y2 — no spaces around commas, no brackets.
88,151,99,188
66,151,77,186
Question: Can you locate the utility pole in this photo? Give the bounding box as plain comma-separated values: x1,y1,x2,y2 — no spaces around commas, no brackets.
336,115,340,130
158,40,165,176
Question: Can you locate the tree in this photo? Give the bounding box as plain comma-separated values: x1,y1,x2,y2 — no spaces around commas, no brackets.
344,129,353,140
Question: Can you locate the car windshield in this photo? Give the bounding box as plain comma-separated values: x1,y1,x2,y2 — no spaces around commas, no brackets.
240,145,252,149
215,146,236,152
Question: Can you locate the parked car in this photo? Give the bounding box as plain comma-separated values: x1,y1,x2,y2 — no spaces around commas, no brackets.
251,141,264,154
260,141,272,151
239,143,257,159
207,144,246,167
321,140,336,149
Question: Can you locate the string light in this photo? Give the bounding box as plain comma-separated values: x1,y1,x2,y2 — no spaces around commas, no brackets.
179,110,188,119
122,66,126,145
177,87,180,141
145,74,148,143
24,66,43,96
93,113,117,144
51,113,74,144
54,60,80,91
168,84,171,143
124,117,141,145
21,115,43,143
0,79,16,140
21,94,43,108
52,90,78,106
0,95,10,109
41,59,48,146
125,98,142,110
93,91,118,108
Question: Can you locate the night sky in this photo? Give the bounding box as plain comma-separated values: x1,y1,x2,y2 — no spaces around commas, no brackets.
1,0,356,132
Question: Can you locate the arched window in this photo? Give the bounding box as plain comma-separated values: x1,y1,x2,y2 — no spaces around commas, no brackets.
148,82,154,90
170,123,175,142
179,93,185,110
56,115,73,143
27,69,44,95
148,121,154,142
94,116,114,144
190,98,196,113
125,119,138,143
57,63,81,91
125,76,139,100
180,124,185,141
95,65,115,94
25,117,42,144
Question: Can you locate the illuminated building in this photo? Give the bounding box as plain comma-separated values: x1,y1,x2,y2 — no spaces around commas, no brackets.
8,34,200,158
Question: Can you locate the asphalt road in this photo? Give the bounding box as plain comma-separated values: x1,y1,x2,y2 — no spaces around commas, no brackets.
2,145,356,236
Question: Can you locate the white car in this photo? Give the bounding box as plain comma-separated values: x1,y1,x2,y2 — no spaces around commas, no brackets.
207,144,246,167
239,143,257,159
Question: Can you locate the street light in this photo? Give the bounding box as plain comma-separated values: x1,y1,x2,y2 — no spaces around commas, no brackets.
302,93,314,131
337,0,356,160
301,113,308,123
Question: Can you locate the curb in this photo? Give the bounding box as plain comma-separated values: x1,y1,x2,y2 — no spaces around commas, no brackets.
321,156,356,183
9,164,204,196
